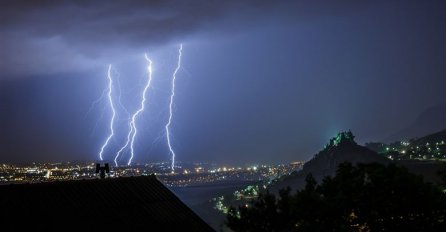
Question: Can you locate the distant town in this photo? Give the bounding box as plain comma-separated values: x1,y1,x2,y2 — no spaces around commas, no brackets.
2,130,446,187
0,161,304,187
366,130,446,161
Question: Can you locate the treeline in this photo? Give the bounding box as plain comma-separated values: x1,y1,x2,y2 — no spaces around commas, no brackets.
226,162,446,231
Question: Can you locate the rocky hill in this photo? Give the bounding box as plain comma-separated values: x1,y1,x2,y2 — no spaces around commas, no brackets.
269,131,390,192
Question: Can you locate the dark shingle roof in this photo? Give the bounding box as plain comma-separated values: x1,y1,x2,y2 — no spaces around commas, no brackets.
0,175,214,231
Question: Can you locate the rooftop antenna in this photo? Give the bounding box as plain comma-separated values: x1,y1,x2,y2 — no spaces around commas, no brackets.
96,163,110,179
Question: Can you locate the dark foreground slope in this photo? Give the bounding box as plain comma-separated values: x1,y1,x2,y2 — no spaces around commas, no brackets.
0,175,214,231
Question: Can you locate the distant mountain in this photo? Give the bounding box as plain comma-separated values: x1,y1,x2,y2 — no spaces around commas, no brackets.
269,132,390,192
410,129,446,147
383,104,446,143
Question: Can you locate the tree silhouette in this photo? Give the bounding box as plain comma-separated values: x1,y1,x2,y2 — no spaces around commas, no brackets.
227,162,446,231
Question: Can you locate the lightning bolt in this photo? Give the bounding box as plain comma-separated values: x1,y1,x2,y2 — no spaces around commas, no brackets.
98,64,117,161
87,70,126,138
85,88,107,120
166,44,183,172
114,54,153,166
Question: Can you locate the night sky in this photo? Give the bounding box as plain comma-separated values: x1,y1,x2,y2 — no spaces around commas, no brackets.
1,1,445,165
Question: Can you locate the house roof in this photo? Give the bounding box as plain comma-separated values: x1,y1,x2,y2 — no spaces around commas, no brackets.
0,175,214,231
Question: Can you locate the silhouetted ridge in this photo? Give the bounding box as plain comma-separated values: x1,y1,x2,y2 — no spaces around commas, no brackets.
410,129,446,146
0,175,214,231
384,104,446,142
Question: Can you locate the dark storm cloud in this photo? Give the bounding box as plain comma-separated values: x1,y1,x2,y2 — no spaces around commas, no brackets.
0,0,368,77
2,0,246,43
0,0,273,76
